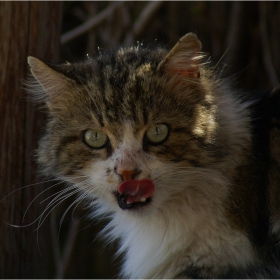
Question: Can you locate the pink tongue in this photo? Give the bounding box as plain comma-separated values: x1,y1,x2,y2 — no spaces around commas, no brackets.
118,180,155,204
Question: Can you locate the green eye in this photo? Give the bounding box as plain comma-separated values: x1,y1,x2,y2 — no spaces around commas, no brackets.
146,124,169,144
84,130,108,149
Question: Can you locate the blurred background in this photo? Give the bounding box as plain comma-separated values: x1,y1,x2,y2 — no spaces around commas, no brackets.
61,1,280,89
1,1,280,278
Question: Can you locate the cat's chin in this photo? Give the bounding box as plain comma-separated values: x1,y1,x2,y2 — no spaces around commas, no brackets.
114,179,155,210
114,191,153,210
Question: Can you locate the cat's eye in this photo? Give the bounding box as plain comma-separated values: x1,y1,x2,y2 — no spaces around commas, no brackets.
146,124,169,144
84,130,108,149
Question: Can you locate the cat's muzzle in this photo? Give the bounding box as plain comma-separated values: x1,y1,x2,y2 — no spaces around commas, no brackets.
115,179,155,210
115,192,152,210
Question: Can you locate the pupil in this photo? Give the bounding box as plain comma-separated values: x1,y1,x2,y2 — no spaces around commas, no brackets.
155,127,159,135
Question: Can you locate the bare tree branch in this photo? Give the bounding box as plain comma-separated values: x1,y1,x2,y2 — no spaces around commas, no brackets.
124,1,163,46
120,4,133,47
85,2,97,56
55,215,80,279
133,1,163,37
72,6,88,22
51,211,61,269
61,1,124,45
224,2,243,67
259,2,279,87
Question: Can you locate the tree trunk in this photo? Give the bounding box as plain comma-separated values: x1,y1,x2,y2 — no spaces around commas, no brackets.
0,2,63,278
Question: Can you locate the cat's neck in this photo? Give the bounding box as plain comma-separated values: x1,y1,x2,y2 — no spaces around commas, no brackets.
99,184,256,278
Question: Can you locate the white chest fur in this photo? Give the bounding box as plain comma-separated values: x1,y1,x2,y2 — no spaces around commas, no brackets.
100,192,256,279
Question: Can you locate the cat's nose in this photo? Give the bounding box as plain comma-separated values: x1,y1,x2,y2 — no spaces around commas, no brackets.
114,168,141,181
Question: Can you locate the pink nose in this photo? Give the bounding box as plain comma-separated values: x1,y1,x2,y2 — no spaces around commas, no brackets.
115,169,141,180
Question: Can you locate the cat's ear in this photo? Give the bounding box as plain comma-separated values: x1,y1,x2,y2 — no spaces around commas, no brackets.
27,56,75,110
157,33,202,79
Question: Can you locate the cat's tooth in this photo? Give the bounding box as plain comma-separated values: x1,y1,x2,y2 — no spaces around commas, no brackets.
140,197,146,202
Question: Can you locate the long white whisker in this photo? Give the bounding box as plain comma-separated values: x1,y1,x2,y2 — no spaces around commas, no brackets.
60,180,94,226
58,192,89,237
22,180,66,223
39,177,90,206
36,189,81,231
0,177,59,204
213,46,230,70
70,185,93,222
39,184,76,205
36,179,93,230
7,188,77,229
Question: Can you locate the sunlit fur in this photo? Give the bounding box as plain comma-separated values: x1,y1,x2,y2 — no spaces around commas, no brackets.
27,33,280,278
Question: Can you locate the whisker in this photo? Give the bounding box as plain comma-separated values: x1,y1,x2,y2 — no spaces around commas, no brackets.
36,179,93,231
73,188,103,232
213,46,230,70
39,183,76,204
22,180,66,223
35,186,86,255
61,180,94,224
7,190,77,229
39,177,91,207
36,189,81,231
58,192,89,237
0,177,59,204
70,185,93,222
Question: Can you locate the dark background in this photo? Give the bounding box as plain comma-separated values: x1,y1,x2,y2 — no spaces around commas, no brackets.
0,1,280,278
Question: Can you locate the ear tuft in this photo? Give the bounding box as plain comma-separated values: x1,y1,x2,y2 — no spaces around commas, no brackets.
26,56,75,110
157,33,203,79
27,56,62,88
28,56,44,71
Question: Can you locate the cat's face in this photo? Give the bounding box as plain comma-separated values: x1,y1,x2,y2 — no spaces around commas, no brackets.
28,34,224,214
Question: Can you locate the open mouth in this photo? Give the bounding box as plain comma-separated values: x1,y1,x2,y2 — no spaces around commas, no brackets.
116,192,152,210
115,179,155,210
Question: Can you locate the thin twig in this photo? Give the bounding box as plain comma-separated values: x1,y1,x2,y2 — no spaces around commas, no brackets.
224,2,243,67
258,2,279,87
72,7,88,22
124,1,163,46
121,4,133,47
55,215,80,279
133,1,163,37
51,211,62,270
61,1,124,45
85,2,97,55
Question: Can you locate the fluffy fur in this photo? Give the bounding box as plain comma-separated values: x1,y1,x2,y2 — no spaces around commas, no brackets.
27,33,280,278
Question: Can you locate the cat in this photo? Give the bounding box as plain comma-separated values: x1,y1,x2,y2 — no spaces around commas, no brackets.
27,33,280,278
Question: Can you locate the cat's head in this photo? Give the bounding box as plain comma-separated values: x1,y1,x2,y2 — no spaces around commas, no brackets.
27,33,234,215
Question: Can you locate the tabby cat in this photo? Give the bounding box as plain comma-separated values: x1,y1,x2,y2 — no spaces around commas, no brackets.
27,33,280,278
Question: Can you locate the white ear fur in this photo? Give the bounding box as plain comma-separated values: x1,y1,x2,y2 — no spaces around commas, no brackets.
157,33,203,78
27,56,75,109
28,56,67,96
